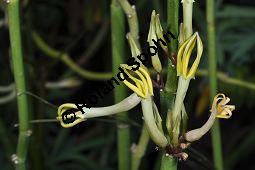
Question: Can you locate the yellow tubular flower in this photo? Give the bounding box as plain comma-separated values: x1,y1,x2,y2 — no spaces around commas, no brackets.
212,93,235,119
183,93,235,143
177,32,203,79
57,103,85,128
120,64,153,98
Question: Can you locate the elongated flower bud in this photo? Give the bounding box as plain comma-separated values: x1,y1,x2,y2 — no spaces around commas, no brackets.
147,10,162,73
178,23,185,45
126,33,144,67
155,14,168,53
127,33,141,57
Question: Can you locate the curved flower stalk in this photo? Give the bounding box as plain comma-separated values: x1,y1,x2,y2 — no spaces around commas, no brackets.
182,93,235,143
121,64,168,147
57,93,141,128
167,32,203,146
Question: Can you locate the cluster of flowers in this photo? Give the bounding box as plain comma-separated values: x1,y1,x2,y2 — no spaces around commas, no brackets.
57,9,235,160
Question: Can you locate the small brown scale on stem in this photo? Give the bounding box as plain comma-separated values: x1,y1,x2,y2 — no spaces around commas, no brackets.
165,145,188,161
165,138,190,161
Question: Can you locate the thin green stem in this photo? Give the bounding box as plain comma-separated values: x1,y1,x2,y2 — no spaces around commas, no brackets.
117,0,139,46
32,32,112,80
207,0,223,170
196,69,255,90
7,0,30,169
131,124,150,170
111,1,130,170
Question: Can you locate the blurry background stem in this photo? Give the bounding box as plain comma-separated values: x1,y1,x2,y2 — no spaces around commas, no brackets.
32,32,112,80
111,1,130,170
7,0,30,169
207,0,224,169
131,124,149,170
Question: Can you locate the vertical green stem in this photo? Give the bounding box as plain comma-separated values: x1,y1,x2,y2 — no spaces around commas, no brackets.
161,0,179,121
161,152,177,170
161,0,179,113
111,1,130,170
206,0,223,170
182,0,193,39
160,0,179,169
7,0,30,170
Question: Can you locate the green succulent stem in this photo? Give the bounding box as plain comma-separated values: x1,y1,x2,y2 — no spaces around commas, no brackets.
160,152,177,170
207,0,224,169
111,1,131,170
7,0,30,169
160,0,179,169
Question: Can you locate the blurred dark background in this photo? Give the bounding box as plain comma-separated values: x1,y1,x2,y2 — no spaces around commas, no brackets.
0,0,254,169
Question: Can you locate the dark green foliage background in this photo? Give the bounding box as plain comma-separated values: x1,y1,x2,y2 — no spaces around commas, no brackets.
0,0,254,169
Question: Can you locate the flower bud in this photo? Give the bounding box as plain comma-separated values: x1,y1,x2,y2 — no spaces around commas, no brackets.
178,23,185,45
127,33,141,57
147,10,162,73
155,14,168,53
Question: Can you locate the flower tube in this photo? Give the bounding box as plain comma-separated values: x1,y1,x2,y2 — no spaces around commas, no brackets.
57,93,141,128
167,32,203,146
121,64,168,147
